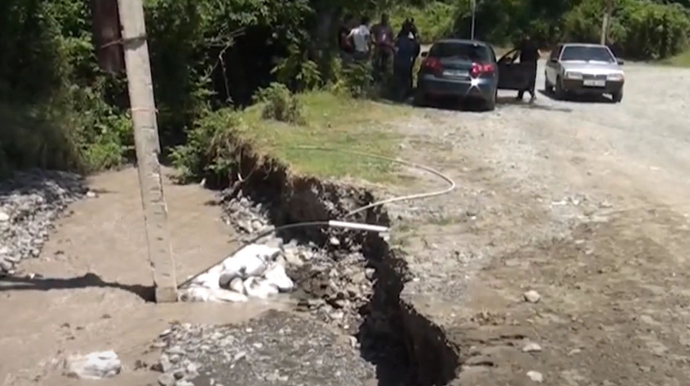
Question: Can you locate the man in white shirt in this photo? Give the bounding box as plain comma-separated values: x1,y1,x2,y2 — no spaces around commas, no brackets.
348,16,372,60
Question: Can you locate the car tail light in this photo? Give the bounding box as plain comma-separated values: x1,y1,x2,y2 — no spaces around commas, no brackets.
470,63,495,78
422,57,442,75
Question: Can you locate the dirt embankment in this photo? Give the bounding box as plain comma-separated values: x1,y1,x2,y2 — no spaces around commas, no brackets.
213,140,462,385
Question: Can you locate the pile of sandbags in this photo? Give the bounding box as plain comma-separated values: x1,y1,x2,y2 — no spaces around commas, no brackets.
180,244,294,303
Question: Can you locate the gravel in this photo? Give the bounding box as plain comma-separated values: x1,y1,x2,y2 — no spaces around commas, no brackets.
152,310,376,386
218,191,376,335
0,169,86,274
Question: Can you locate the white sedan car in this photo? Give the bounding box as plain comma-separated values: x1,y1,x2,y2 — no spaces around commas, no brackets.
544,43,625,103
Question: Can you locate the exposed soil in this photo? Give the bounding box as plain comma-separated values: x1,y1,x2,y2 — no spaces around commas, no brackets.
2,60,690,386
0,168,286,386
385,61,690,385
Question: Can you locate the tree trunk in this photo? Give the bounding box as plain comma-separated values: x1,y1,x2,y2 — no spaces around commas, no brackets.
91,0,125,73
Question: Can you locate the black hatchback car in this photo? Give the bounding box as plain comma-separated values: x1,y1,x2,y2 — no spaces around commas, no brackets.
415,39,531,111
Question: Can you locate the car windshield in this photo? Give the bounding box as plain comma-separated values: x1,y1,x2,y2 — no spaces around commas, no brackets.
560,45,615,63
430,42,493,62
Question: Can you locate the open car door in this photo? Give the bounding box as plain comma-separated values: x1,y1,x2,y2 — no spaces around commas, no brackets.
497,49,530,91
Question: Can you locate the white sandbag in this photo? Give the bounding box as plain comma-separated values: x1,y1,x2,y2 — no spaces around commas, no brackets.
263,263,294,292
243,277,279,299
211,288,249,303
218,269,241,288
228,277,245,294
222,253,267,278
181,287,248,303
191,270,221,290
222,244,281,275
63,350,121,380
240,244,282,262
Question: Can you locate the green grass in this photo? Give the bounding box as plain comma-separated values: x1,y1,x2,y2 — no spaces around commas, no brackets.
660,51,690,67
235,91,410,182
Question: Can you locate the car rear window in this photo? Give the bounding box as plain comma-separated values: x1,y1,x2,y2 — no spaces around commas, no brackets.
429,42,494,63
560,45,615,63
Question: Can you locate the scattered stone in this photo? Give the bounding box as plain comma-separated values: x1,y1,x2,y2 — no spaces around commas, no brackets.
599,200,613,209
0,170,85,273
524,290,541,303
86,191,97,198
63,350,122,380
526,370,544,383
522,342,542,353
153,311,375,385
158,372,176,386
364,268,375,280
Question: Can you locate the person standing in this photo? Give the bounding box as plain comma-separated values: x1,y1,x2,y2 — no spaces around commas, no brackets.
348,16,372,61
338,15,355,55
371,13,395,75
516,34,542,103
393,24,420,101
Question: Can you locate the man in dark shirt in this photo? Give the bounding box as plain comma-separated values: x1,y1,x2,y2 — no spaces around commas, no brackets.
516,34,541,103
338,15,355,55
393,24,420,101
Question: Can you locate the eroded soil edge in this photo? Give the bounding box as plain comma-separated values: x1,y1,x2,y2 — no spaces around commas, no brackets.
212,141,460,385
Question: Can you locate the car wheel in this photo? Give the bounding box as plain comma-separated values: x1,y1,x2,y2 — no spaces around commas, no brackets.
544,74,553,93
611,90,623,103
413,91,427,107
554,77,567,100
483,89,497,111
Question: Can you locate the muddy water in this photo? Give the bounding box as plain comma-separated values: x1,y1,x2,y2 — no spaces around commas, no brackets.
0,168,295,386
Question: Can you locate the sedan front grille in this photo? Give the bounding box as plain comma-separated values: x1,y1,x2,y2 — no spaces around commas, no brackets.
582,74,607,80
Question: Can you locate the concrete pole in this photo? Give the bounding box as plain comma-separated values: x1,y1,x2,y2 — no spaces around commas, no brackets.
117,0,177,302
601,0,614,45
600,13,608,45
470,0,476,40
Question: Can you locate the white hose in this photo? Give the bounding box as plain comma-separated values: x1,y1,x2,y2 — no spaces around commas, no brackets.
178,146,456,289
292,146,456,218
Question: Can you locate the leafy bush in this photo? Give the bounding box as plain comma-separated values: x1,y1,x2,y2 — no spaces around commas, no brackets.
253,83,306,124
170,109,245,183
329,60,375,98
390,2,457,44
564,0,690,59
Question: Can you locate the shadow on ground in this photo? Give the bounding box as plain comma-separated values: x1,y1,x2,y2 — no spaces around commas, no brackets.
0,272,155,302
537,89,614,104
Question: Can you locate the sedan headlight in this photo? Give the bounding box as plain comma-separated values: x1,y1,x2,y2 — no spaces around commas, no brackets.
607,72,624,81
564,71,583,80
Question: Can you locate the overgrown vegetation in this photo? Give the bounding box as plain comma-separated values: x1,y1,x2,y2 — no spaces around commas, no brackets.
171,91,407,184
392,0,690,59
2,0,690,180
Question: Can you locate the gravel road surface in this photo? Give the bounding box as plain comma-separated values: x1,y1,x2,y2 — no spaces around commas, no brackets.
2,60,689,386
384,60,690,385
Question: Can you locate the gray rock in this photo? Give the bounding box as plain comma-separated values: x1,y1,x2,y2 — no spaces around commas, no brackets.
523,290,541,303
522,342,542,353
63,350,121,380
526,370,543,383
0,211,9,222
0,258,14,272
158,354,173,372
158,373,176,386
364,268,376,280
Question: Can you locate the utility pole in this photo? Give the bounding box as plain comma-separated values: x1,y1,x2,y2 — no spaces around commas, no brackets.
601,0,615,45
117,0,177,302
470,0,476,40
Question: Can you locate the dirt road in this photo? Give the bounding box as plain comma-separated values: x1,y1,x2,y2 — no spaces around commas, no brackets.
387,61,690,385
0,169,287,386
2,61,690,386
